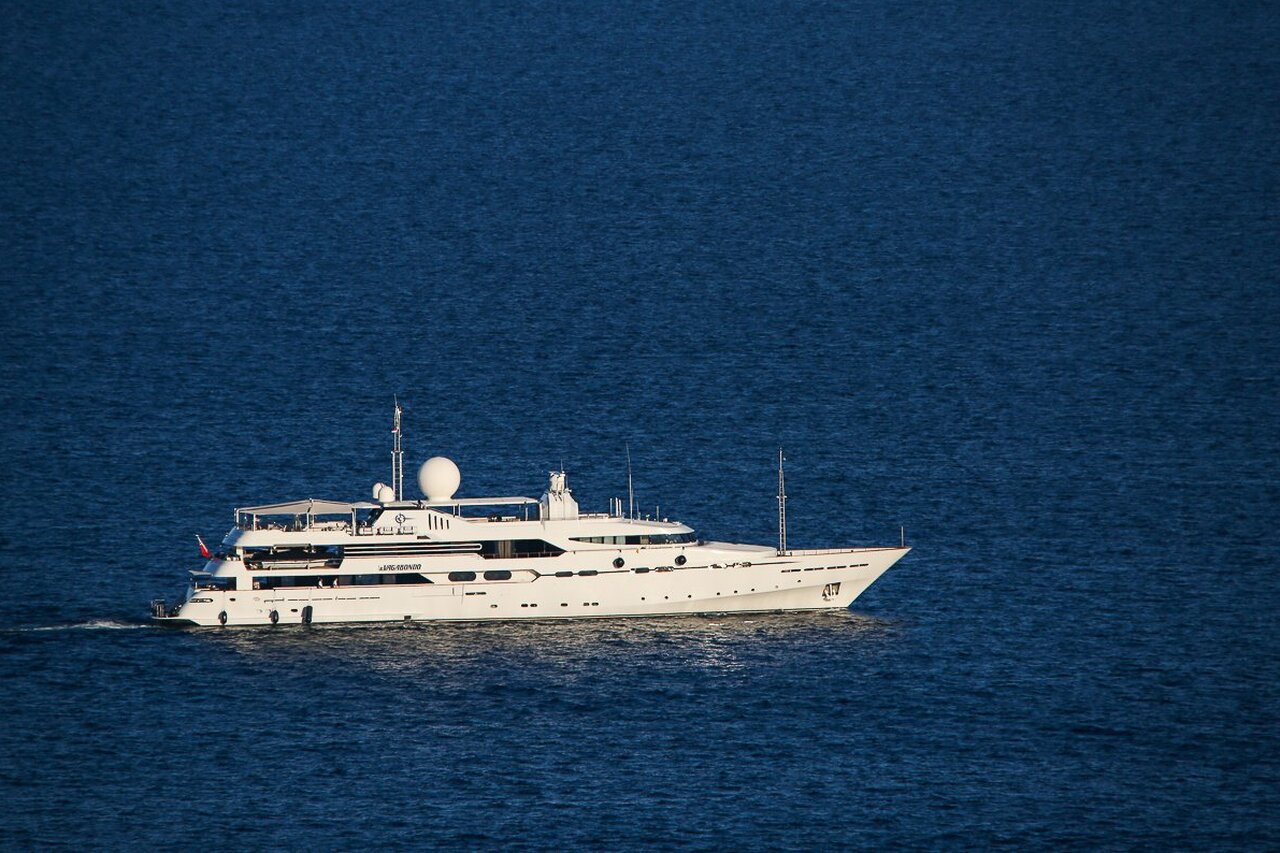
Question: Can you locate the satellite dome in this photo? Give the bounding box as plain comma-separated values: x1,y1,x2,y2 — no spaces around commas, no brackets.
373,482,388,499
418,457,461,501
375,483,396,503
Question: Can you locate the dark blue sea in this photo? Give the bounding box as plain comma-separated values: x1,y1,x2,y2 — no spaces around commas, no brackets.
2,0,1277,848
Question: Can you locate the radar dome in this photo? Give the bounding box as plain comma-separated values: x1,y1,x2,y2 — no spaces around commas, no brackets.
375,483,396,503
418,457,461,501
373,482,388,499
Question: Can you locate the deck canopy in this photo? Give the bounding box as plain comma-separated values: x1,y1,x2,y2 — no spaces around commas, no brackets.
238,499,380,516
238,497,539,515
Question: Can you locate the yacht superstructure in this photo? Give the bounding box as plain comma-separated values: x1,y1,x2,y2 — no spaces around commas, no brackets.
151,407,908,627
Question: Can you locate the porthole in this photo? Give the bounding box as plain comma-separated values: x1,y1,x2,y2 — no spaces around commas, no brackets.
613,557,625,568
674,555,687,566
483,570,512,581
448,571,477,582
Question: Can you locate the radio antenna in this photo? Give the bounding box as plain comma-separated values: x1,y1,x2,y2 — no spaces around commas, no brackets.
391,398,404,501
777,447,788,556
626,443,635,520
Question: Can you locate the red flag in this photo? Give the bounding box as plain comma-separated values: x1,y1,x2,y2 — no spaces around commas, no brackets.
196,534,212,560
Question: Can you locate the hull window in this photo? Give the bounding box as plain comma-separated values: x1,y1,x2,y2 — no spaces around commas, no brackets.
254,573,432,589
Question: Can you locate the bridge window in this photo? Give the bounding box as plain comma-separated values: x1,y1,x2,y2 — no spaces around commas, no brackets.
477,539,565,559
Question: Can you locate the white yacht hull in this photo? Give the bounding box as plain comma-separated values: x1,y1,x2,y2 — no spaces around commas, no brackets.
162,546,908,627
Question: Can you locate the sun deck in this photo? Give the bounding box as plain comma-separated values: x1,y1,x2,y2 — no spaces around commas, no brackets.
234,495,547,532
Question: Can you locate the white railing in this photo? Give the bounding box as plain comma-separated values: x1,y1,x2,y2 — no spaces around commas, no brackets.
785,545,904,555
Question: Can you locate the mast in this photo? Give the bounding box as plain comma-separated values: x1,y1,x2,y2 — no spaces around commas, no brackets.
626,443,635,520
391,399,404,501
777,447,788,556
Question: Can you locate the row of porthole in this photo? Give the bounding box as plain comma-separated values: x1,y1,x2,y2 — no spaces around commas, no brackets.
637,586,774,602
787,563,869,574
612,555,688,569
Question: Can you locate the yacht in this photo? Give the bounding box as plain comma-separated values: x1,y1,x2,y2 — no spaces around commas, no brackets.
151,405,909,626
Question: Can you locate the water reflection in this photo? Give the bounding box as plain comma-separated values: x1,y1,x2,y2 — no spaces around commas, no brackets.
201,611,901,678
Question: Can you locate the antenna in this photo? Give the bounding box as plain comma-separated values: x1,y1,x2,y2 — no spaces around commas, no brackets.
626,443,635,520
391,398,404,501
777,447,788,556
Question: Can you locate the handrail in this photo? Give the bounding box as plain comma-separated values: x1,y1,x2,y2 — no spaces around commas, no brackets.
785,546,906,555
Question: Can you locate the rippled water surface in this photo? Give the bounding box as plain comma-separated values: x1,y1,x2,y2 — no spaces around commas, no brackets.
2,0,1277,848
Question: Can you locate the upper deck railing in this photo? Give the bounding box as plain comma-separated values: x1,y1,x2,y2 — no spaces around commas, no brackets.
236,515,353,533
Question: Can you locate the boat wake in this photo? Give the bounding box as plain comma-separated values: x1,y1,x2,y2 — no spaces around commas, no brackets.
18,619,153,633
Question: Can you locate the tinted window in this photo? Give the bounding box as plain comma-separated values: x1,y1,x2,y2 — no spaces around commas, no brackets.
483,570,512,581
448,571,477,582
478,539,565,559
195,576,237,591
254,573,431,589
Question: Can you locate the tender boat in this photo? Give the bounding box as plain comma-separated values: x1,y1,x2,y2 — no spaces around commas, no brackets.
151,405,909,626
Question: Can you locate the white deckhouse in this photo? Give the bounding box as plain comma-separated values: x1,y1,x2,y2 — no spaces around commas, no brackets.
152,405,908,627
